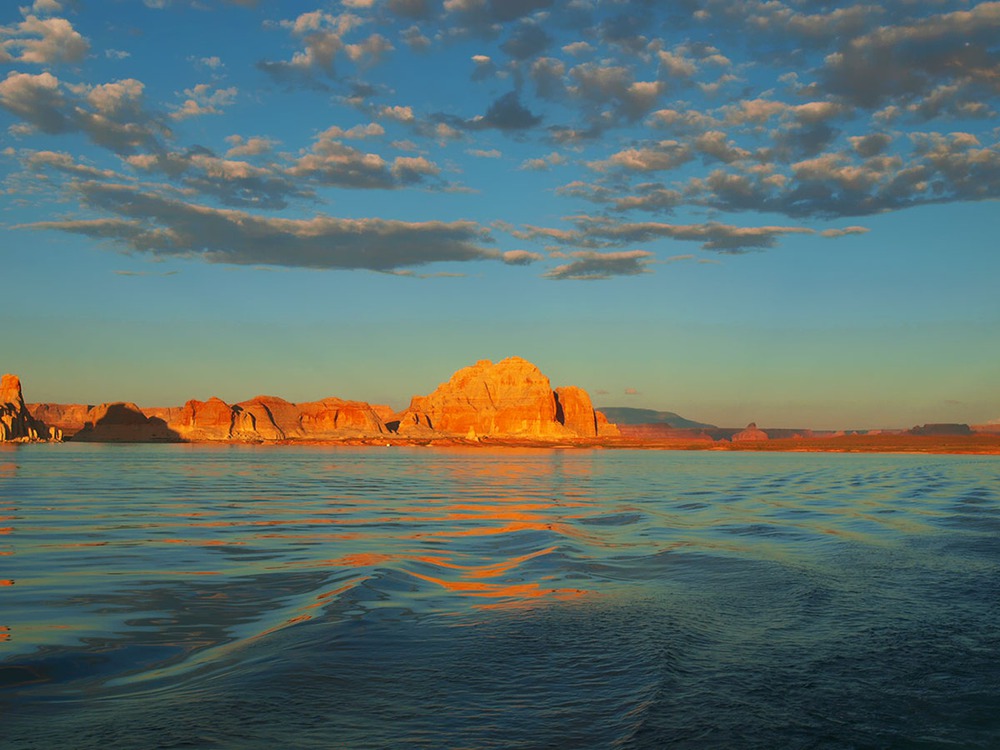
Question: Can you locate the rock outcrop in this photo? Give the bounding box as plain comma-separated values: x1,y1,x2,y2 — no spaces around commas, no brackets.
170,397,237,441
10,360,616,443
73,402,178,442
731,422,769,442
397,357,612,439
1,374,59,442
162,394,390,442
296,398,389,437
27,403,91,438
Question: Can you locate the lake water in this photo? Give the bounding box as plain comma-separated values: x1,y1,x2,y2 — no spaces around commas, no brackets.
1,444,998,749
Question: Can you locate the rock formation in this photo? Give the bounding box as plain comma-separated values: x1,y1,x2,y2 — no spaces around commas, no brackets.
170,397,237,441
731,422,769,442
27,403,90,438
397,357,615,439
160,394,390,442
1,374,59,442
10,359,617,443
73,402,178,442
296,398,389,437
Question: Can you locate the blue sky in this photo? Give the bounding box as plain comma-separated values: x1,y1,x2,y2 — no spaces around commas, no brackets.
1,0,998,429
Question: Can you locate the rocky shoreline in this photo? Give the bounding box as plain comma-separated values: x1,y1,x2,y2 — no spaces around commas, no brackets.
3,359,998,454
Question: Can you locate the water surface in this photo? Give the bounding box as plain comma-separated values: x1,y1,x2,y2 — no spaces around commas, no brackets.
2,445,998,748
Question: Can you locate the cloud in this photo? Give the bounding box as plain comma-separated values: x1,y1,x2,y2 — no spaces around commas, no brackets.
170,84,238,120
445,0,554,28
501,249,543,265
467,148,501,158
519,151,566,170
0,72,169,154
316,122,385,139
567,63,664,123
819,3,1000,108
820,226,869,238
624,388,640,396
542,249,655,280
257,10,389,86
224,135,278,157
287,128,442,190
19,182,503,272
120,148,313,210
588,140,693,173
400,25,431,51
500,20,551,60
0,10,89,65
562,41,592,57
470,54,497,81
22,149,119,180
461,91,542,131
518,216,816,253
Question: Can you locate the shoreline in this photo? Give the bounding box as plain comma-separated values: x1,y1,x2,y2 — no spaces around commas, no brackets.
7,433,1000,455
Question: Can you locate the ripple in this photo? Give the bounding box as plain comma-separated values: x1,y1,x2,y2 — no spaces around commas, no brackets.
2,447,999,748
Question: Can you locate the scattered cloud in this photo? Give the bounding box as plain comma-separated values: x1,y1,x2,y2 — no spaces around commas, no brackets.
519,151,566,170
543,249,655,280
170,83,238,120
18,182,503,272
0,8,89,65
3,0,999,284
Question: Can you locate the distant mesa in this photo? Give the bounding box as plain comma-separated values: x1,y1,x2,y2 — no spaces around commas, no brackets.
908,423,972,436
16,356,616,443
731,422,769,442
1,374,60,442
597,407,715,430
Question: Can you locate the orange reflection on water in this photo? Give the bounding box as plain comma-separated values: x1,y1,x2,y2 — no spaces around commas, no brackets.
406,569,586,605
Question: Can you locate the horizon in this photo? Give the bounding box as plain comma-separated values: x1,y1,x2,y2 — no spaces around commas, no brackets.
2,1,998,432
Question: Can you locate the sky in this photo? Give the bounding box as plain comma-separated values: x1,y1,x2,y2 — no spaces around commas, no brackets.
1,0,998,430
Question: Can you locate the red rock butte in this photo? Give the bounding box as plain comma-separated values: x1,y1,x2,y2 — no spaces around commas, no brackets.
396,357,617,440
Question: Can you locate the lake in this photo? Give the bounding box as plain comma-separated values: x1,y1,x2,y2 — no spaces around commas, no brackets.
2,444,998,748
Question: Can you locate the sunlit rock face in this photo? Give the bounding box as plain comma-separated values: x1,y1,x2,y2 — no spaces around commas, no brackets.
167,394,390,441
169,397,238,441
296,398,389,438
1,374,59,442
398,357,612,438
732,422,769,442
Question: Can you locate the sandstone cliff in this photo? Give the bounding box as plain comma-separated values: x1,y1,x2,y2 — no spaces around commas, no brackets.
12,359,616,443
397,357,614,439
1,374,59,442
27,403,91,438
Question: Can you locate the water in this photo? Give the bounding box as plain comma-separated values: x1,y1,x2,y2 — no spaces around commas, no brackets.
1,444,998,749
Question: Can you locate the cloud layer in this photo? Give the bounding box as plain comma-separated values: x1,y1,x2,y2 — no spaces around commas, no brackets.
2,1,998,279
